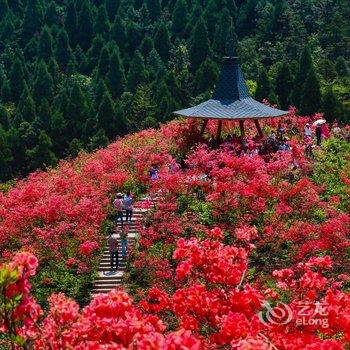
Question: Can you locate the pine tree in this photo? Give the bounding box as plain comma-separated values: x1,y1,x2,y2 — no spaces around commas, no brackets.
94,78,108,110
140,35,154,58
37,26,53,63
15,85,36,124
88,128,109,150
154,22,171,61
291,46,313,106
38,98,51,130
0,104,9,130
190,17,210,72
97,45,110,78
44,1,59,26
65,0,78,47
0,0,9,21
67,138,83,158
335,57,350,77
56,29,72,71
321,87,342,123
106,0,120,21
78,0,94,50
127,51,148,92
300,67,321,116
66,81,90,138
49,111,67,157
9,58,26,103
86,35,105,72
146,0,161,22
275,61,293,109
203,0,219,42
0,124,13,181
33,60,54,104
107,46,125,98
22,0,43,41
27,130,57,171
94,5,110,36
255,68,272,101
115,100,127,135
110,16,125,50
172,0,188,37
213,9,236,55
97,91,115,139
194,58,219,94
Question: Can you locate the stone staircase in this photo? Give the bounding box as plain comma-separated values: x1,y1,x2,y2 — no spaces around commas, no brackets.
91,195,157,295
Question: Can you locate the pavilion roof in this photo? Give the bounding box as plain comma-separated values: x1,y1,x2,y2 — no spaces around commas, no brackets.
174,56,287,120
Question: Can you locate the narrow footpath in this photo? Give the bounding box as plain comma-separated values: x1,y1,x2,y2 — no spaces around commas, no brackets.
91,195,157,295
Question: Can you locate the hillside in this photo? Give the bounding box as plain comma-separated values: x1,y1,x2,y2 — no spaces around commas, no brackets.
0,0,349,181
2,114,350,348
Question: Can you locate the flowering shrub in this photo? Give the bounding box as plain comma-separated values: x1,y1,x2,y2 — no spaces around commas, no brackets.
2,112,350,348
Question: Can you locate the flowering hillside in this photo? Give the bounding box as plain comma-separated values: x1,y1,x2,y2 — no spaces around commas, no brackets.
1,112,350,349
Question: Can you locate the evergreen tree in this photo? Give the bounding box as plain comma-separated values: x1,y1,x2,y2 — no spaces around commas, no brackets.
194,58,219,94
110,16,125,50
172,0,188,37
127,51,148,92
154,22,171,61
213,10,236,55
291,46,313,106
94,78,108,109
33,60,54,104
22,0,43,41
44,1,59,26
27,130,57,171
49,111,67,157
15,85,36,124
335,57,350,77
0,0,9,21
115,100,127,135
300,67,321,116
67,138,83,158
56,29,72,71
37,26,54,63
275,61,293,109
66,81,90,138
107,46,125,98
38,98,51,130
106,0,120,21
0,124,13,181
94,5,110,36
146,0,161,22
321,87,342,123
48,58,60,86
65,0,78,47
190,17,210,72
78,0,94,50
140,35,154,58
86,35,105,72
255,68,272,101
97,45,110,78
88,128,109,150
9,58,26,103
0,104,9,130
97,91,115,139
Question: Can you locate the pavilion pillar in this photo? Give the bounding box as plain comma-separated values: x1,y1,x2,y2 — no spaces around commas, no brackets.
239,120,245,137
254,120,264,138
216,120,223,142
200,119,208,136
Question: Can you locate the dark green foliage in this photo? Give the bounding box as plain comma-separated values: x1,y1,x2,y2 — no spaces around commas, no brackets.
321,87,342,123
27,130,57,172
0,0,348,179
275,61,293,109
107,46,125,98
154,22,171,61
190,17,210,72
127,51,148,92
0,124,12,181
255,68,272,102
300,67,321,116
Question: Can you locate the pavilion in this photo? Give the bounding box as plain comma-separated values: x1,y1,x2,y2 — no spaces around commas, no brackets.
173,49,288,141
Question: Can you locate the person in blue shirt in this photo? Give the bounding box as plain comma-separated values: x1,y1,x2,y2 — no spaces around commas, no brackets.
124,191,133,223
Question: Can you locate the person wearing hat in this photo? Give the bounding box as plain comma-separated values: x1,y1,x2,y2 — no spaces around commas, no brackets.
304,123,312,138
113,193,124,228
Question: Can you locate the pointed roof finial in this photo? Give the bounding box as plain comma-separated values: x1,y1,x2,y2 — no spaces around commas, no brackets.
226,38,236,58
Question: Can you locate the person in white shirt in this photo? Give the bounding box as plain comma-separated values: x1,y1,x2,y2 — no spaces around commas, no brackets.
304,123,312,138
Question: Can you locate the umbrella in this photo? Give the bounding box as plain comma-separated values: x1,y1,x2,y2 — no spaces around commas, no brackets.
313,119,326,127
